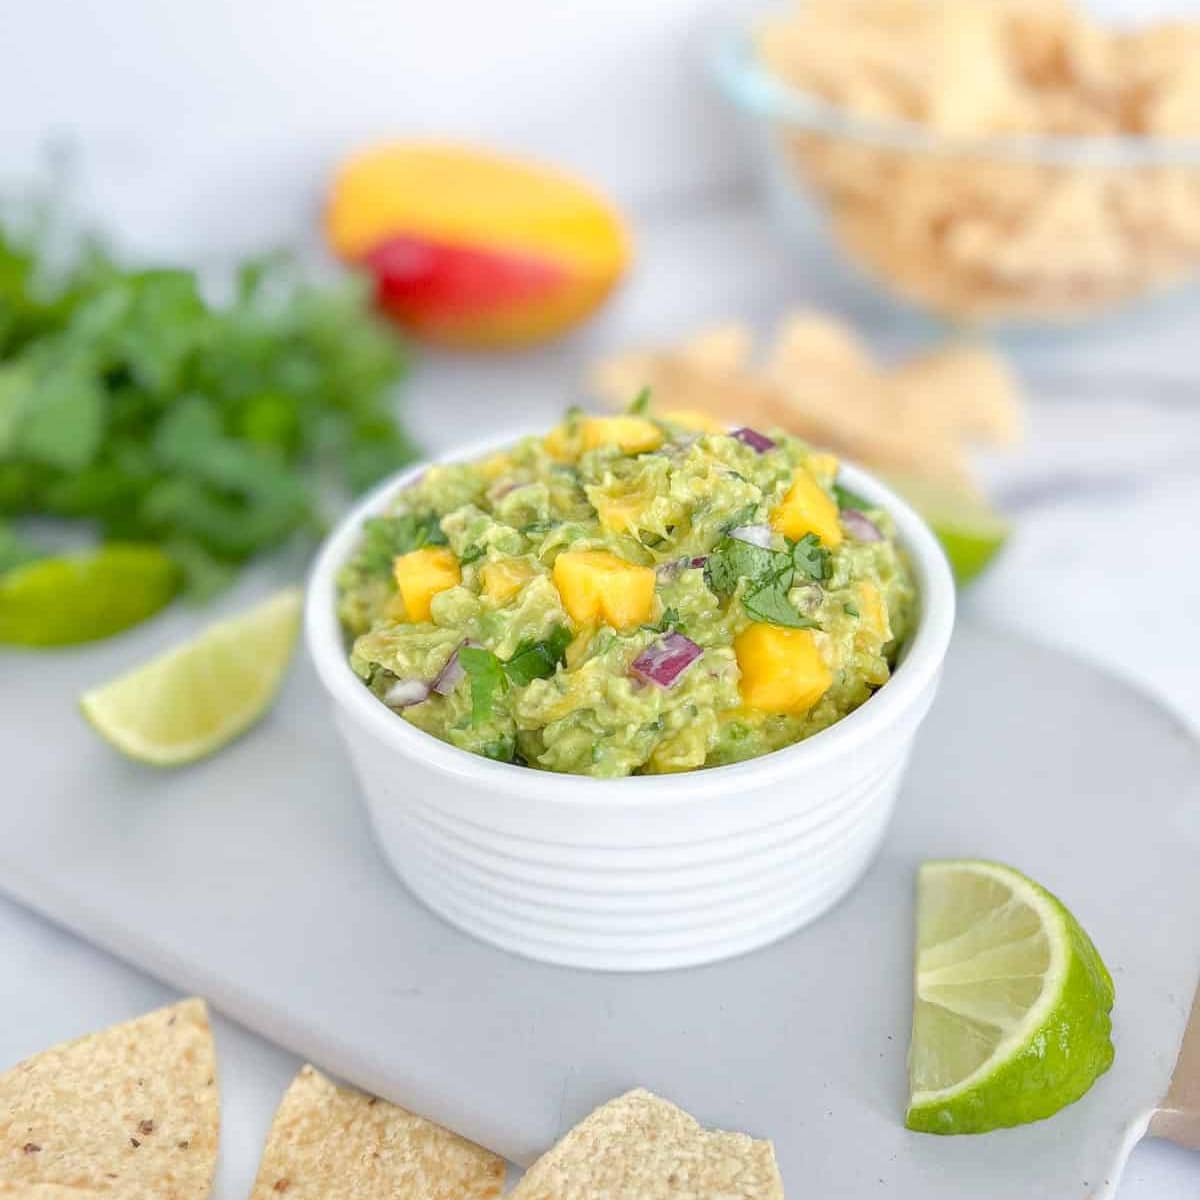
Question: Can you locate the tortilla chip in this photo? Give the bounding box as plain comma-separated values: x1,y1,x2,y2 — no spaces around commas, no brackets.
0,998,218,1199
0,1186,104,1197
512,1089,783,1200
888,343,1024,446
249,1066,504,1200
677,323,754,376
764,311,875,387
588,352,782,433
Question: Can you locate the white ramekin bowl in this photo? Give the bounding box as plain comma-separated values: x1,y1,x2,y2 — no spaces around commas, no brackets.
306,435,955,972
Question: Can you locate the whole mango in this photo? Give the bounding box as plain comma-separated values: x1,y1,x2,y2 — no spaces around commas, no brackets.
326,142,631,349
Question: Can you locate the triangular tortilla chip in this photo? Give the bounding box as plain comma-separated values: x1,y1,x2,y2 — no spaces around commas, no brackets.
249,1066,505,1199
0,998,218,1199
512,1089,784,1200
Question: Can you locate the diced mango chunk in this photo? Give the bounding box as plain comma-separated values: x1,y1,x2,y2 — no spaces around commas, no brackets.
392,547,461,622
770,468,843,548
582,416,663,454
734,623,832,715
552,549,656,631
480,557,535,603
544,415,663,461
662,409,727,434
856,581,891,642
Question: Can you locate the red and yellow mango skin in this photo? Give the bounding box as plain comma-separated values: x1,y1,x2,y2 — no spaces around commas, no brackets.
326,142,631,349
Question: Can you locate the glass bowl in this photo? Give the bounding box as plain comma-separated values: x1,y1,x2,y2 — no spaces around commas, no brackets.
712,9,1200,332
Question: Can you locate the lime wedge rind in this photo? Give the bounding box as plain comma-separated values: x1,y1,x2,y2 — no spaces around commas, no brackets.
906,859,1115,1135
883,476,1011,586
79,588,302,767
0,544,178,647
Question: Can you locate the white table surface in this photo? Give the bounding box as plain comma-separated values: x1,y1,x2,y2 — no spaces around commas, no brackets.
4,197,1199,1197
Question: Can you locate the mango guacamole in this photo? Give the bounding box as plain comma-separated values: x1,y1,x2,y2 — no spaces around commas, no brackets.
336,411,916,777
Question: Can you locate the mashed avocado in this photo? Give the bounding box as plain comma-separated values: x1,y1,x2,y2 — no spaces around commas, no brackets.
336,411,916,778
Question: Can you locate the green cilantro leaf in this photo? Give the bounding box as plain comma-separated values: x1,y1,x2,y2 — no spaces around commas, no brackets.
705,533,829,630
743,580,818,629
844,603,860,617
460,545,486,566
16,363,106,471
458,645,508,726
642,606,682,635
503,625,571,686
790,533,831,582
704,536,778,596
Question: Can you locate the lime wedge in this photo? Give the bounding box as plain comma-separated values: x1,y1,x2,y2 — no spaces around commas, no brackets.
0,544,178,647
80,588,302,766
885,477,1010,586
907,860,1115,1135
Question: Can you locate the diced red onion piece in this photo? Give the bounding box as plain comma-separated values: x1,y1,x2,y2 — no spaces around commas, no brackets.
732,427,776,453
431,639,480,695
841,509,883,543
688,555,708,569
728,523,773,549
631,632,703,688
383,678,431,708
431,650,463,695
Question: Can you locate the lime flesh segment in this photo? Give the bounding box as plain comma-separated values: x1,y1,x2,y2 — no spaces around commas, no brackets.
0,544,178,646
885,477,1010,586
80,588,302,766
906,860,1115,1135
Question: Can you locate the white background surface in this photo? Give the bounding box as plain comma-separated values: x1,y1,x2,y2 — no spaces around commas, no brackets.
1,0,1198,1194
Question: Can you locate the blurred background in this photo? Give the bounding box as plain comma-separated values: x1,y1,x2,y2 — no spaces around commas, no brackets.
7,0,1191,704
1,0,1198,1194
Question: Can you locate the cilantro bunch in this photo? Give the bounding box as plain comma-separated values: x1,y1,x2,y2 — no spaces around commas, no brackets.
0,226,415,595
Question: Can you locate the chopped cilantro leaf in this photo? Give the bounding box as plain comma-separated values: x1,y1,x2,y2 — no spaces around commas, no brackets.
459,629,571,720
460,544,486,566
705,536,777,596
357,512,447,577
504,626,571,686
844,603,860,617
642,606,681,635
521,519,557,535
458,645,508,726
705,533,824,630
743,580,818,629
790,533,831,582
